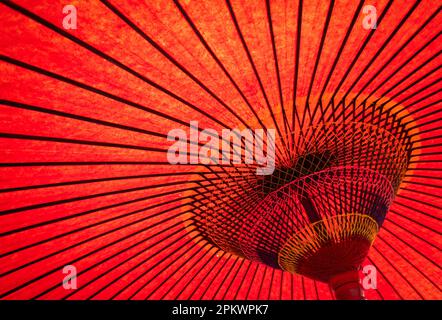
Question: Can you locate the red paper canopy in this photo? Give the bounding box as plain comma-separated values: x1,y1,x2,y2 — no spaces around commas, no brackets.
0,0,441,300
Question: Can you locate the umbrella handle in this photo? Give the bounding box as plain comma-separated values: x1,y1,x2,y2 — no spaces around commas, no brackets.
329,270,366,300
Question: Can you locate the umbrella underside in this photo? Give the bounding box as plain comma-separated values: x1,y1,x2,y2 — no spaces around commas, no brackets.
0,0,441,300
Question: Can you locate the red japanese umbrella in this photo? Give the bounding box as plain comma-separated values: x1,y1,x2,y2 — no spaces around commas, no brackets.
0,0,441,300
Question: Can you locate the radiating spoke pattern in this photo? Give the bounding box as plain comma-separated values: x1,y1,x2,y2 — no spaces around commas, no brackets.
0,0,441,300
